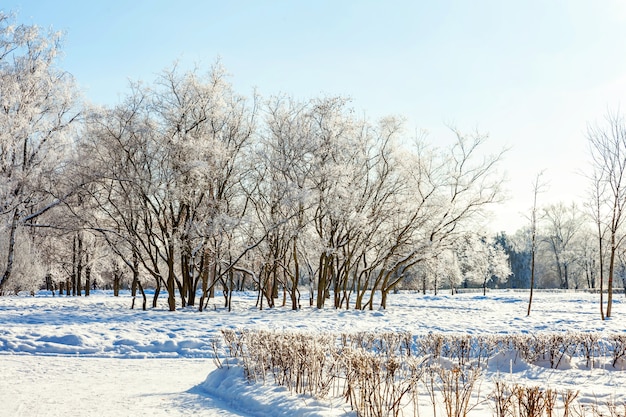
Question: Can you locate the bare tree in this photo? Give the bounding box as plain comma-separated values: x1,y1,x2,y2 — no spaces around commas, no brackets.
542,202,584,289
575,227,599,290
82,63,257,311
252,96,408,311
587,111,626,319
248,96,320,310
527,171,546,316
248,99,507,310
456,232,511,295
0,13,81,293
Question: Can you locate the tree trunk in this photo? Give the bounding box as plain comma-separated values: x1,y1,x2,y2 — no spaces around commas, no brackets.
316,253,327,309
113,272,120,297
198,251,209,312
291,239,300,310
152,279,161,308
166,243,176,311
132,278,147,311
597,222,605,320
76,234,83,296
527,172,544,316
85,262,91,297
72,236,77,296
381,289,388,309
0,209,20,292
208,259,216,299
181,252,197,307
139,280,147,310
188,260,198,307
227,270,234,312
527,247,535,316
607,240,616,318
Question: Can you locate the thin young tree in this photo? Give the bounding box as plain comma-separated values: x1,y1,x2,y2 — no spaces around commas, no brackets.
527,171,546,316
587,111,626,319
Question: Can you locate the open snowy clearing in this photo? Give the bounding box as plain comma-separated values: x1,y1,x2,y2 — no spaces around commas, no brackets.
1,290,625,416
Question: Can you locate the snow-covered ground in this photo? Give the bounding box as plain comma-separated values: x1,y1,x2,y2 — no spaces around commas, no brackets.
0,290,624,416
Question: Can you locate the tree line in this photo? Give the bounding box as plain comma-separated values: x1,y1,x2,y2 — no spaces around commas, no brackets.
0,14,623,316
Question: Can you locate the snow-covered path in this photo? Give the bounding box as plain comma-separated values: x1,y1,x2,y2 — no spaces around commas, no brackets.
1,355,354,417
0,356,242,417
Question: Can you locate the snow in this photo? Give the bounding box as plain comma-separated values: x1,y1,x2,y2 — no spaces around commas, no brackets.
0,290,624,416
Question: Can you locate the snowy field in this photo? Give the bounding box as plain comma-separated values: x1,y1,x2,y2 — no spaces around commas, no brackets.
1,290,625,416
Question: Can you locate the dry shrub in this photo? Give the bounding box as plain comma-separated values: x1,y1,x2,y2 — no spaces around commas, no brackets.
543,334,575,369
604,398,626,417
490,379,516,417
475,335,500,367
574,333,600,369
544,388,558,417
516,385,545,417
341,349,421,417
219,330,425,417
438,365,482,417
241,330,337,396
570,397,626,417
220,328,246,358
340,331,413,357
561,390,579,417
507,333,586,369
442,334,473,366
489,381,580,417
610,334,626,368
215,330,626,417
418,332,446,359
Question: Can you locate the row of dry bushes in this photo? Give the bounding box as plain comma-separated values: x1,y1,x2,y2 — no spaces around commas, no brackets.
213,330,626,417
337,331,626,369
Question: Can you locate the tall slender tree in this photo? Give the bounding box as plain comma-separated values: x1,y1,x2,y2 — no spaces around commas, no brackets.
587,111,626,319
527,172,546,316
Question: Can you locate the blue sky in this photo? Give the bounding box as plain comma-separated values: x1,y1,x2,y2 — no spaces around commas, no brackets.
4,0,626,232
